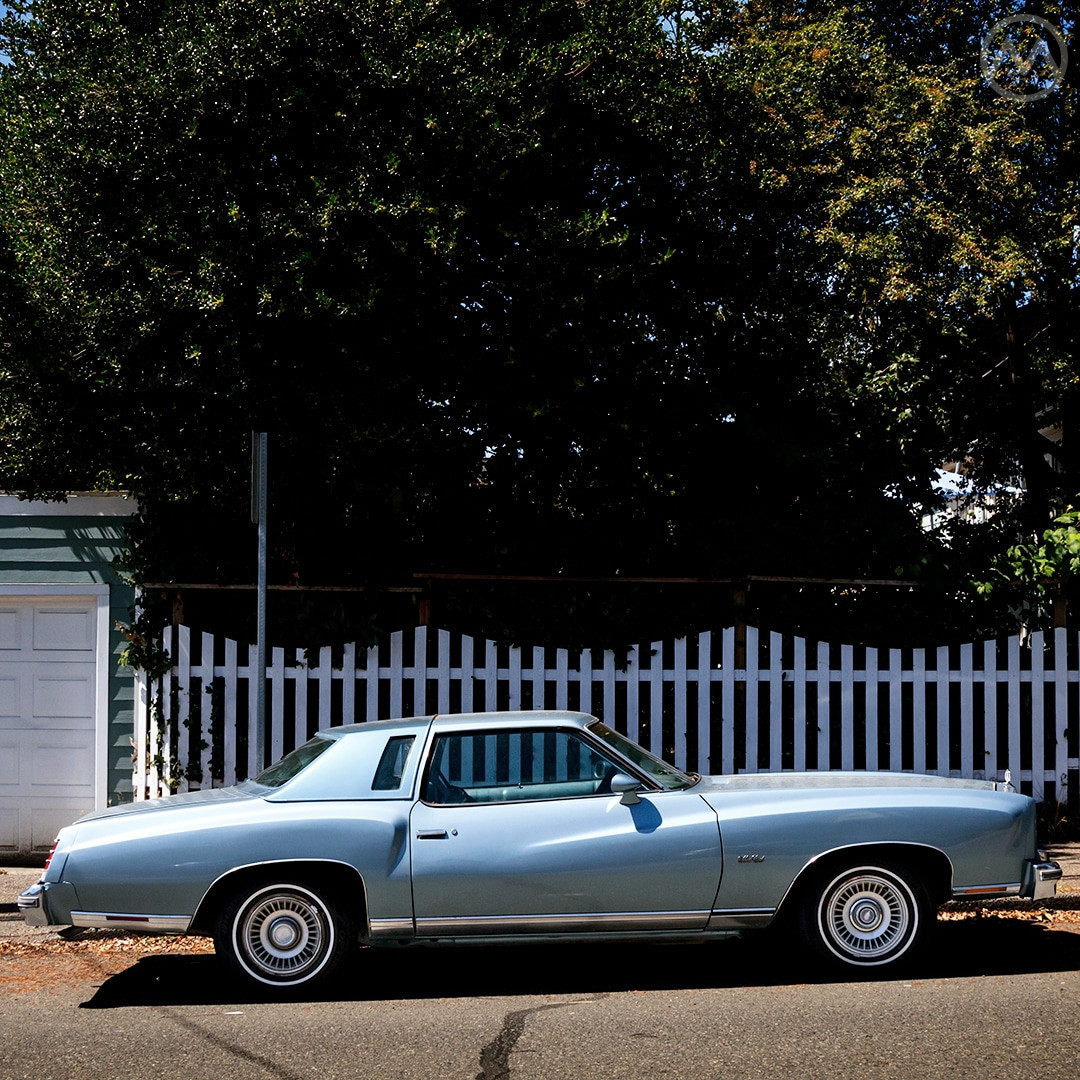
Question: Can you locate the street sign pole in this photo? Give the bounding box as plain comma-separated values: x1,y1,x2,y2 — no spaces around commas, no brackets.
252,432,268,774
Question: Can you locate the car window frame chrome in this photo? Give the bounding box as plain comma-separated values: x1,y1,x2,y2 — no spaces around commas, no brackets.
585,721,698,791
417,723,663,808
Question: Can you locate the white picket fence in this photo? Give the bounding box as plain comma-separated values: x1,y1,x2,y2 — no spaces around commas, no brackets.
133,624,1080,805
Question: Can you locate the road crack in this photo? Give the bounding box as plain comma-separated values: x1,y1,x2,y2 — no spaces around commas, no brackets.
158,1007,308,1080
477,996,607,1080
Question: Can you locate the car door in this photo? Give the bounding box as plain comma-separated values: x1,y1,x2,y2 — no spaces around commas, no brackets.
409,726,723,936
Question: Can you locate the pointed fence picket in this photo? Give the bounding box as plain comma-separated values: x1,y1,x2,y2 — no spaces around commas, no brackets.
133,624,1080,806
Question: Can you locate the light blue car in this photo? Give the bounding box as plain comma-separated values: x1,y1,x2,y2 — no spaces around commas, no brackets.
20,710,1062,990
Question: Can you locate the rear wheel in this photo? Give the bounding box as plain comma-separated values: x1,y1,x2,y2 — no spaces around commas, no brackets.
799,861,929,969
214,880,354,990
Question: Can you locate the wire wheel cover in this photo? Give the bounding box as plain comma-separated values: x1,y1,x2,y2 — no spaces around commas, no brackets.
236,888,333,981
820,869,915,962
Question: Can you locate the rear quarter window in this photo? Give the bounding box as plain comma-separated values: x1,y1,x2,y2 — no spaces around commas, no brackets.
254,736,334,787
372,735,416,791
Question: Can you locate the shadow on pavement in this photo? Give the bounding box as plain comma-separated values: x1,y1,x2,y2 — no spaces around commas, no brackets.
80,916,1080,1009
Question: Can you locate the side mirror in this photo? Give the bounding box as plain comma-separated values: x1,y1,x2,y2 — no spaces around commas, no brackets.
609,773,643,806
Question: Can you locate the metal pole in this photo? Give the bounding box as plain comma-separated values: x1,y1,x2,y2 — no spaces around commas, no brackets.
252,432,268,774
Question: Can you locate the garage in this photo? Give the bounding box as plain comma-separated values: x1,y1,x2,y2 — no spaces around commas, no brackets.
0,593,109,858
0,491,135,863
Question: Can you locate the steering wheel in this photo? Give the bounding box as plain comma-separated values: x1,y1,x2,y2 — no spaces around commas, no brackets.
426,769,475,804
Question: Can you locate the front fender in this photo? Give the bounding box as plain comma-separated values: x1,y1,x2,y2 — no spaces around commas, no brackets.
703,786,1035,912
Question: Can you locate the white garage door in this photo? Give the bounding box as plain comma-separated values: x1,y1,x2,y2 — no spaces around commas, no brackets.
0,596,100,858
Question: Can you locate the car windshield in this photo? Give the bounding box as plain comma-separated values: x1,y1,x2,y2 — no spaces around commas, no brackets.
254,735,334,787
588,722,697,790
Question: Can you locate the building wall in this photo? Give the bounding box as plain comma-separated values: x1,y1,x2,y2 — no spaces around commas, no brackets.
0,494,137,822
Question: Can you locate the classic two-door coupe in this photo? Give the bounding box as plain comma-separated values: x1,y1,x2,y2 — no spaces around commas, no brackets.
20,710,1061,990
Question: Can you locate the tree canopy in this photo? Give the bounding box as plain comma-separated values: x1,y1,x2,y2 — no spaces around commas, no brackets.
0,1,1076,648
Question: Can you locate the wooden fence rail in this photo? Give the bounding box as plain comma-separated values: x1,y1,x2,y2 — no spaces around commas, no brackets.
134,624,1080,806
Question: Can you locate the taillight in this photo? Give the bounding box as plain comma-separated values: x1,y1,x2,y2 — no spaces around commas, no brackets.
42,839,59,875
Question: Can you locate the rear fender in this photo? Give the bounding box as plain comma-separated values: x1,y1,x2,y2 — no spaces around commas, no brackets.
189,859,369,937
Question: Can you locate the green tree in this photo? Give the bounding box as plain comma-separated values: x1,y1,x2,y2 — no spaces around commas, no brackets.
0,3,701,620
662,1,1077,638
1,1,1076,648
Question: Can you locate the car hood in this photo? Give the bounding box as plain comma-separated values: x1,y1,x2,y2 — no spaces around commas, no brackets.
694,771,1003,794
75,783,265,823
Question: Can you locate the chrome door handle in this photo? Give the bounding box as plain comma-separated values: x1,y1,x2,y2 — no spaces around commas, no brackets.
416,829,449,840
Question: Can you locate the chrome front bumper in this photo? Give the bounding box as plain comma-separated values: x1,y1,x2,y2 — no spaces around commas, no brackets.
1027,856,1063,901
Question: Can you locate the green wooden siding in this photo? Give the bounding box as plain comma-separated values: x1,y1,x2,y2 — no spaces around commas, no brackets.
0,502,136,805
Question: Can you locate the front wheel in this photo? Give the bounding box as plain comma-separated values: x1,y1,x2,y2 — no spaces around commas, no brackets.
799,862,929,969
214,880,354,990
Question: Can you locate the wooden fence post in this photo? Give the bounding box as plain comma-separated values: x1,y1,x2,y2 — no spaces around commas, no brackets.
733,580,748,772
136,622,1080,804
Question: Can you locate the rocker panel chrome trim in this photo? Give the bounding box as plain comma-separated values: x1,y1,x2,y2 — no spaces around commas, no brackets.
369,917,415,937
70,911,192,933
707,908,776,929
414,910,709,936
951,882,1022,898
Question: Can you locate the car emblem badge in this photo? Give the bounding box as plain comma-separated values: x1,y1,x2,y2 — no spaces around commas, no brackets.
737,854,766,863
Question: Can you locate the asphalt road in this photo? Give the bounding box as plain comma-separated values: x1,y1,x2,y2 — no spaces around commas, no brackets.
3,851,1079,1080
2,917,1079,1080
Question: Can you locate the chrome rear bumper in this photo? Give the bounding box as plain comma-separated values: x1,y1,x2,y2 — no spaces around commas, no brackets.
17,883,50,926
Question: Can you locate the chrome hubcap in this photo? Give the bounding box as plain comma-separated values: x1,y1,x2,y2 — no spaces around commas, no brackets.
849,897,885,931
267,915,303,950
235,887,333,983
821,869,915,963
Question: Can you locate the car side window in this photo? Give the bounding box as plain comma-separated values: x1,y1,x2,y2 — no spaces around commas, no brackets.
372,735,416,791
422,729,622,804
